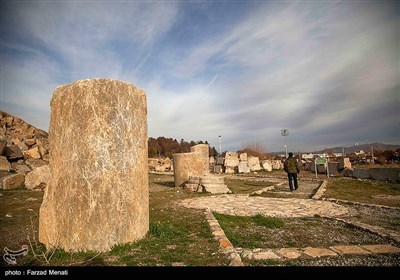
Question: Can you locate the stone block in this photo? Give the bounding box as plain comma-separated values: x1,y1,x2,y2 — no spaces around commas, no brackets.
261,160,272,171
25,165,51,191
2,174,25,190
224,152,239,167
238,161,250,173
0,156,11,171
239,153,247,161
173,152,208,187
4,145,23,160
248,156,261,171
339,158,352,170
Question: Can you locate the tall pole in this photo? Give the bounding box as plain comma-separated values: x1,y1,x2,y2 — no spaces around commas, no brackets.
281,129,289,158
284,136,288,158
371,146,374,164
218,135,222,156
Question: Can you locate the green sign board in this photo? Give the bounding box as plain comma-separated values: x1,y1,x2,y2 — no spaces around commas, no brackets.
315,157,327,164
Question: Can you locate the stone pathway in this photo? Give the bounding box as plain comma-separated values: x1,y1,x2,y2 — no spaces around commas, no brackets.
179,177,400,265
237,244,400,261
180,194,349,218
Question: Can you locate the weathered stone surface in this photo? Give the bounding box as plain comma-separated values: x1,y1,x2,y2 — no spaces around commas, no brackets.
15,164,31,174
303,247,338,258
276,248,302,259
184,183,203,192
24,138,36,146
360,244,400,254
224,166,235,174
224,152,239,167
25,158,47,169
339,157,352,170
239,153,247,161
155,165,166,172
173,152,208,187
190,144,209,175
248,156,261,171
252,250,281,260
214,165,223,173
0,139,7,155
0,156,11,171
216,157,224,165
261,160,272,171
330,245,371,255
17,141,28,152
23,146,41,159
4,145,23,160
2,174,25,189
271,160,283,170
238,161,250,173
25,165,51,191
39,79,149,252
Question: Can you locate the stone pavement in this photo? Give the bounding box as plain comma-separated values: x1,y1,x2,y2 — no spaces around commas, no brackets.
180,194,349,218
179,176,400,265
237,244,400,261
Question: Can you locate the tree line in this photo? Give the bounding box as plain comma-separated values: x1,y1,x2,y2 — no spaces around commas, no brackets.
148,137,218,158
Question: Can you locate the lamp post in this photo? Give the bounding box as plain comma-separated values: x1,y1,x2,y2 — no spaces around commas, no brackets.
218,135,222,156
281,129,289,158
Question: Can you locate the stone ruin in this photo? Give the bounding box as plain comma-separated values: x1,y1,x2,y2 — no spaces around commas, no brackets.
173,144,230,194
0,111,50,191
39,79,149,252
212,152,283,174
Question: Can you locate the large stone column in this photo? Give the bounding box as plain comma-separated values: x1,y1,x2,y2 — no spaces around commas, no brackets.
173,152,208,187
39,79,148,252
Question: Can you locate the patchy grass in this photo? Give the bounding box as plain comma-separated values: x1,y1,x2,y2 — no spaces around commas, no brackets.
323,178,400,207
214,213,390,249
1,173,228,266
225,178,275,194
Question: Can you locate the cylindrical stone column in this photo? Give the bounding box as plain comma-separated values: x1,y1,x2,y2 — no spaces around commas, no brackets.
39,79,148,252
173,152,208,187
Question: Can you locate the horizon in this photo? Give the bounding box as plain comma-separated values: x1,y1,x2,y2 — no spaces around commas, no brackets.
1,1,399,152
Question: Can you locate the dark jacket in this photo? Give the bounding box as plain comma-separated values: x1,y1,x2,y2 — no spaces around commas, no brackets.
284,157,299,174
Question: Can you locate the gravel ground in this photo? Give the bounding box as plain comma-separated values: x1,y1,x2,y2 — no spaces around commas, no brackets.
340,202,400,232
287,253,400,266
247,253,400,266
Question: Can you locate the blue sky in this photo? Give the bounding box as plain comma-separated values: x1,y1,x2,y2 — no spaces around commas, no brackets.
1,1,399,152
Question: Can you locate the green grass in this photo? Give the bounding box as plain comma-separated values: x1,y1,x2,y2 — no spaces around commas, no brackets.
225,179,275,194
213,213,388,250
213,213,285,248
0,173,229,266
323,178,400,207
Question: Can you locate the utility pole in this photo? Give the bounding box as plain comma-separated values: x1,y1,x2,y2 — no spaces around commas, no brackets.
281,129,289,158
218,135,222,156
371,146,374,164
342,146,345,157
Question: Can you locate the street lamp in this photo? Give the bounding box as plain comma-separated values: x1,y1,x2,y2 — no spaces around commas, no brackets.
218,135,222,155
281,129,289,158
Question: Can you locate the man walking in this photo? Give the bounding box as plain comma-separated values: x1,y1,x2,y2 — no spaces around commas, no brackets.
284,152,300,192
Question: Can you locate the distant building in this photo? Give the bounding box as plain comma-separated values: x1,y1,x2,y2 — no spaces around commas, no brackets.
355,150,365,155
301,153,314,159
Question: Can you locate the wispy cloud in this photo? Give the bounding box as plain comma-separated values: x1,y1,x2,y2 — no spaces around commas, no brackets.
1,1,398,152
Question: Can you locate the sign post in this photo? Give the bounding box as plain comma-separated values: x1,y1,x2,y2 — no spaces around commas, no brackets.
315,157,328,178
